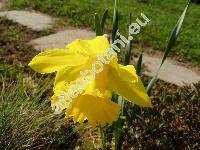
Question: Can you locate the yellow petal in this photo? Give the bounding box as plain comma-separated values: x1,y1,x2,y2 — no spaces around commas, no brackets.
54,65,85,91
66,36,110,56
52,71,120,127
65,94,120,127
28,48,89,73
109,65,152,107
83,65,110,96
116,64,138,83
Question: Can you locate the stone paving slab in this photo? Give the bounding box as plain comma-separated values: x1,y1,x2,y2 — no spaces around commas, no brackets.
29,29,96,50
142,54,200,86
0,10,53,30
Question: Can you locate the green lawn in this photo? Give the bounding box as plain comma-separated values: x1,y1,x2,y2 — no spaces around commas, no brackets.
7,0,200,65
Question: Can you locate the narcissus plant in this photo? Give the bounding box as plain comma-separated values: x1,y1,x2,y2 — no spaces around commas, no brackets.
29,36,152,127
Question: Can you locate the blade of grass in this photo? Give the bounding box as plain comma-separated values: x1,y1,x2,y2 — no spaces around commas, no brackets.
146,1,190,94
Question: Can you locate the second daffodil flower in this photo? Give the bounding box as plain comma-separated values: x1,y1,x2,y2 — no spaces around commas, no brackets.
29,36,152,127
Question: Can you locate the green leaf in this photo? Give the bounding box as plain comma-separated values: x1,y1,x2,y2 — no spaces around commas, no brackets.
136,52,143,75
146,75,157,95
114,96,124,150
100,127,106,150
146,1,190,94
125,13,133,65
95,13,102,36
161,1,190,66
112,0,118,42
100,8,108,33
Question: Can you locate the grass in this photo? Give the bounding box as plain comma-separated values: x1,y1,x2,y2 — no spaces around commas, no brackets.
0,72,80,149
7,0,200,65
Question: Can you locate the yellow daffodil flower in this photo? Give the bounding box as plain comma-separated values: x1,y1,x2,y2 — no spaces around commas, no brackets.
29,36,152,127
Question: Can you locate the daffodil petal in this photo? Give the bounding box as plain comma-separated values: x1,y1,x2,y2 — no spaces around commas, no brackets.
54,65,85,91
83,65,110,96
66,36,110,55
65,94,120,127
28,48,89,73
117,64,138,83
109,65,152,107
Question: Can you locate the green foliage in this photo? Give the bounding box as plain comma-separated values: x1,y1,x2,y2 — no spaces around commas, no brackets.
124,13,133,66
95,9,109,36
136,52,143,75
95,13,102,36
114,96,125,150
100,9,109,34
99,127,106,150
112,0,118,42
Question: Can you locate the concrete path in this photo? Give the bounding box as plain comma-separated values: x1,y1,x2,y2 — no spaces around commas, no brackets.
29,29,96,50
0,10,53,30
142,54,200,86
